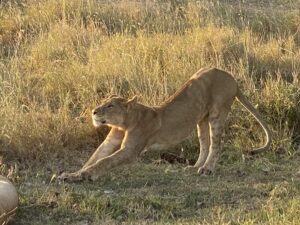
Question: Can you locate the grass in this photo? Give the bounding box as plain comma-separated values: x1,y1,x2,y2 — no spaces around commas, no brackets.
0,0,300,224
6,151,300,225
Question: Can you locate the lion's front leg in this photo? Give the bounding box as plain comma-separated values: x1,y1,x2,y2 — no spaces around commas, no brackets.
80,147,139,181
82,128,124,169
60,130,145,182
58,128,124,182
80,133,146,181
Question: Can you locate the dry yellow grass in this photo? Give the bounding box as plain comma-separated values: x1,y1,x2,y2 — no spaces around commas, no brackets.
1,1,300,158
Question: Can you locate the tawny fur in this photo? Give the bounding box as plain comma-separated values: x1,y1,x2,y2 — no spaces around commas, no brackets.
58,68,272,182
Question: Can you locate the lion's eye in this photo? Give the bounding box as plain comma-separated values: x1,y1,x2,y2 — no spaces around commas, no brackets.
107,104,113,108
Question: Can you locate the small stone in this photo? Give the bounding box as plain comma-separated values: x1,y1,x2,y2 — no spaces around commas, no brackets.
197,201,204,207
104,190,115,195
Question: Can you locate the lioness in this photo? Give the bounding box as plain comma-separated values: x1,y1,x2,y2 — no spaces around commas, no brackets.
59,68,271,182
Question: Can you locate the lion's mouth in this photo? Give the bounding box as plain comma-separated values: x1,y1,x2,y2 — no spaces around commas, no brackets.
93,118,107,126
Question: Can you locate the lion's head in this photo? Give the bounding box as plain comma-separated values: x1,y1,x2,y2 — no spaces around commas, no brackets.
92,96,138,128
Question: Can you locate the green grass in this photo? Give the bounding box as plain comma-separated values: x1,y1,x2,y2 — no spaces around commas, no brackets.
1,0,300,224
6,151,300,225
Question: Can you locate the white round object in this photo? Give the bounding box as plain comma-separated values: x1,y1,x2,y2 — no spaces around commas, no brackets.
0,175,18,225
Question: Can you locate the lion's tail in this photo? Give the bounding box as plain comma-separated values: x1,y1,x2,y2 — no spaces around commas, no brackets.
235,88,272,155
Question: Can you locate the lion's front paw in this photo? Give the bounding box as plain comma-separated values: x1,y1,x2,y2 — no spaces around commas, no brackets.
57,171,83,183
81,170,99,182
197,166,213,176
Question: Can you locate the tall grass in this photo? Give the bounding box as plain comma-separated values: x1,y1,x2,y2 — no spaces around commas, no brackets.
0,0,300,160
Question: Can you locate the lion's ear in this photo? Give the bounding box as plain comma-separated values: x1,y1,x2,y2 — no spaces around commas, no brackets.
125,96,138,108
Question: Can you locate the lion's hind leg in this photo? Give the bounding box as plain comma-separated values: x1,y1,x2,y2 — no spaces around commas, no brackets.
194,116,210,168
198,107,230,175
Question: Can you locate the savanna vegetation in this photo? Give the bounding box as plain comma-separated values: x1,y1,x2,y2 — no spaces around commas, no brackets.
0,0,299,224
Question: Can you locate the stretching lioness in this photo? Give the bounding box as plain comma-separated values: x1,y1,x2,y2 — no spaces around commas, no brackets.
59,68,271,182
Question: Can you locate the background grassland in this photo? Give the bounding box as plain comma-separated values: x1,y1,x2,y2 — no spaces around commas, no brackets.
0,0,300,224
